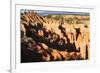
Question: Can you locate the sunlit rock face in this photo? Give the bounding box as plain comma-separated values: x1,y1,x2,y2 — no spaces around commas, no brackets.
21,10,90,62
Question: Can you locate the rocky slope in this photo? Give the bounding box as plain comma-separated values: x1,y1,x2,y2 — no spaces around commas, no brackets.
21,11,90,62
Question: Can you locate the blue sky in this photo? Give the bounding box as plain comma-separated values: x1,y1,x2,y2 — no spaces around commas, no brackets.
21,9,89,16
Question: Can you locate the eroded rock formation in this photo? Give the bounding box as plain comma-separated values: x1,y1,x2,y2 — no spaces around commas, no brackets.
21,11,90,62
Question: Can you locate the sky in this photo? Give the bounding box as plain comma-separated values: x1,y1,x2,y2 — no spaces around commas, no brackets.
21,9,90,16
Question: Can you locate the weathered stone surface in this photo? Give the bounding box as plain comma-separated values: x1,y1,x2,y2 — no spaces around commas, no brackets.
21,11,89,62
